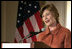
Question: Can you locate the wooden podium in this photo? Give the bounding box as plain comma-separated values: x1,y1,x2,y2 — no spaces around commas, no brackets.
31,42,51,48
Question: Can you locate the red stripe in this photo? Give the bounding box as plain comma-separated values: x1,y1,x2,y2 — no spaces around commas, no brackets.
34,11,43,30
23,28,27,43
23,39,27,43
14,38,17,43
25,18,37,42
17,26,27,43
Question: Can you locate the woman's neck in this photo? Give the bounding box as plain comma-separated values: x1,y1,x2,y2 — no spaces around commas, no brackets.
49,23,57,32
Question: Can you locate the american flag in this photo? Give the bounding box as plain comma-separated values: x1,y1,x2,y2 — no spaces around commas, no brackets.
14,1,43,43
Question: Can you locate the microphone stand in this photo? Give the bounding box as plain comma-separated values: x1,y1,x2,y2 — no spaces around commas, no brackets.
19,34,31,43
19,31,43,43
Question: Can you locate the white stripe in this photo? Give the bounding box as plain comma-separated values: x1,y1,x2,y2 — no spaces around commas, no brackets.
15,28,23,43
29,15,40,38
23,22,32,43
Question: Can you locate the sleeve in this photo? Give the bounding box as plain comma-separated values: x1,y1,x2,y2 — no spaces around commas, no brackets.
37,33,43,41
64,30,71,48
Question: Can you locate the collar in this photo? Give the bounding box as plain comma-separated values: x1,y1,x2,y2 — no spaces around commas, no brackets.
44,23,62,35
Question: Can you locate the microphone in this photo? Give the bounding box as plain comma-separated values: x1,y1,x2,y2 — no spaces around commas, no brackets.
19,28,45,43
30,28,45,37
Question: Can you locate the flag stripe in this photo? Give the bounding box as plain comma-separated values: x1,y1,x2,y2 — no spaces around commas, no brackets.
29,15,40,32
23,39,27,43
23,23,32,43
26,37,32,43
17,26,24,38
17,26,27,43
25,18,37,42
15,28,24,42
34,11,43,30
14,38,17,43
15,28,22,42
29,15,40,39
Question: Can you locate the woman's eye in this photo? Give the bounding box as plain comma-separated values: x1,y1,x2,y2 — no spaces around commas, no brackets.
42,16,44,17
46,13,49,16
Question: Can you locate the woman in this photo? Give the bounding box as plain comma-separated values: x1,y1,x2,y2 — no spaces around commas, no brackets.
37,4,71,48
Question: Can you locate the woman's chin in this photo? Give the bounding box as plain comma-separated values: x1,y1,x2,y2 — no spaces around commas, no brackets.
46,23,50,27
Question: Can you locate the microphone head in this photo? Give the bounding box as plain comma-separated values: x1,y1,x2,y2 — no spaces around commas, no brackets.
41,28,45,32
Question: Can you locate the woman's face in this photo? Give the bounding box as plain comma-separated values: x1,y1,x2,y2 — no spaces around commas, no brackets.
42,9,56,27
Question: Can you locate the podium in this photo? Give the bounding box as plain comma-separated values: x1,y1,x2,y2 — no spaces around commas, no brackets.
31,41,51,48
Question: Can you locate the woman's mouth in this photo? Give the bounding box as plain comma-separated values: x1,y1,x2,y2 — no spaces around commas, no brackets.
45,20,50,23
